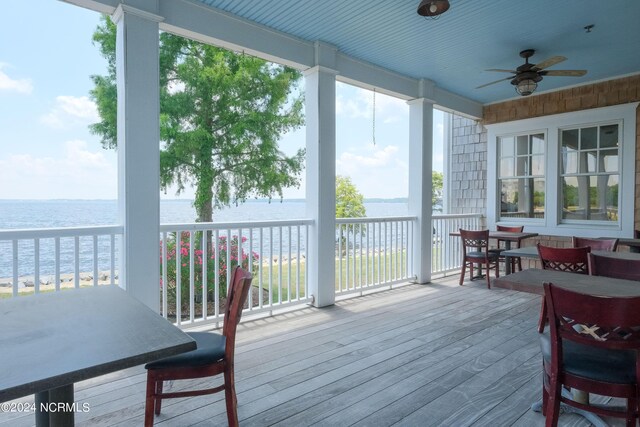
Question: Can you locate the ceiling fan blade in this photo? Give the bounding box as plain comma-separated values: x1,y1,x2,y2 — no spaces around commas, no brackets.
532,56,566,70
485,69,517,73
541,70,588,77
476,76,512,89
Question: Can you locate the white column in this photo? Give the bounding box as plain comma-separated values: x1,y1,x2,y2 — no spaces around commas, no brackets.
112,5,162,311
305,64,337,307
408,98,434,284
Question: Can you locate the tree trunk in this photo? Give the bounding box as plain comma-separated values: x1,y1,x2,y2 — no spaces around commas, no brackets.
198,197,213,223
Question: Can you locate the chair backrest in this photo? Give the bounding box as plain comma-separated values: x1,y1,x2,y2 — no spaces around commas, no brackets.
572,236,618,251
537,244,590,273
496,225,524,233
544,282,640,353
495,225,524,248
222,267,253,360
588,253,640,281
460,229,489,252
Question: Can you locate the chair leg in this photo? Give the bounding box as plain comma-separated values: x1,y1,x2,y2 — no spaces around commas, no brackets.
144,372,156,427
485,264,491,288
545,376,561,427
459,262,466,286
224,365,239,427
625,397,636,427
154,380,163,416
538,300,548,333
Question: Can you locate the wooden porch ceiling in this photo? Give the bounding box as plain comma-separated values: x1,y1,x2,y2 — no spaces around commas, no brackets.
0,277,623,426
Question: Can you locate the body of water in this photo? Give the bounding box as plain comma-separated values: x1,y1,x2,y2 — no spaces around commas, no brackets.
0,199,408,229
0,199,409,279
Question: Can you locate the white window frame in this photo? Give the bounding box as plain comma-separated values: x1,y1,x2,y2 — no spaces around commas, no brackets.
496,130,547,223
487,103,638,238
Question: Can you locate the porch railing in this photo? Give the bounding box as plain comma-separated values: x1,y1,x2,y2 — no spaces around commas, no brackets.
0,213,483,322
159,219,312,326
431,213,483,275
335,216,416,296
0,226,122,297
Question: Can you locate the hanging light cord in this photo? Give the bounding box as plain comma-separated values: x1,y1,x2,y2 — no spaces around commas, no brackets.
372,88,376,146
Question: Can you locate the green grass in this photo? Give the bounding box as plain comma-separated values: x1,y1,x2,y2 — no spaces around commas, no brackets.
4,248,444,304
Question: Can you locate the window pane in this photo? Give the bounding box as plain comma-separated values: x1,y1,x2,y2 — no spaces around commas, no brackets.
500,178,544,219
500,137,514,157
600,125,618,149
531,155,544,175
516,135,529,155
533,178,545,218
586,152,597,173
562,129,579,150
516,156,529,176
561,149,578,174
580,127,597,150
561,175,618,221
500,158,514,177
531,134,544,154
600,149,618,172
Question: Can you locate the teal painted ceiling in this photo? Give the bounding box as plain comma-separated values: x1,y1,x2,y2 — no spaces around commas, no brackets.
195,0,640,104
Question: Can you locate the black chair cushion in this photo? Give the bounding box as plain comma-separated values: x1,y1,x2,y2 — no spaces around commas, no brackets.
466,251,499,261
145,332,226,369
539,332,636,384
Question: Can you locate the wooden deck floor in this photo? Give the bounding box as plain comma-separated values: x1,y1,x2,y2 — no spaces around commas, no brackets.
0,276,624,426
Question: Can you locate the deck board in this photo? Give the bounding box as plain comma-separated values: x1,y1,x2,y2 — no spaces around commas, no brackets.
0,276,626,426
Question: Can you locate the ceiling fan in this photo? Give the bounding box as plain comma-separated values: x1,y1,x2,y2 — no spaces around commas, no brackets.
476,49,587,96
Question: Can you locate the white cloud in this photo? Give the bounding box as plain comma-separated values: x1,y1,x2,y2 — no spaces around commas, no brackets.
0,140,117,199
337,144,408,198
41,96,99,129
338,145,399,170
0,64,33,94
336,85,408,126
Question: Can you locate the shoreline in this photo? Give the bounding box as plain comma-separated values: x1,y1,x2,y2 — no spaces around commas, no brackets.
0,272,117,294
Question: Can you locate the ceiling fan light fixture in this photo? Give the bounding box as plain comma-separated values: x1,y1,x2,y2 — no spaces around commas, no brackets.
515,78,537,96
417,0,450,19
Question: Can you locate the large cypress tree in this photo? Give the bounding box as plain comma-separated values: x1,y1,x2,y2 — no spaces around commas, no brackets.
90,17,305,222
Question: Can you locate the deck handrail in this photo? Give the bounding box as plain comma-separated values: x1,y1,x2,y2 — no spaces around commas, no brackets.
0,225,124,240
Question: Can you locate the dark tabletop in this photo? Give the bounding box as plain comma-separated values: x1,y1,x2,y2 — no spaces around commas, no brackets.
492,269,640,297
449,230,539,242
0,286,196,402
617,238,640,248
501,247,640,260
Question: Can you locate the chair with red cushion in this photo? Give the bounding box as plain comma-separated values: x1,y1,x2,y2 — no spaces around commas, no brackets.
536,244,591,333
541,283,640,427
144,267,253,427
572,236,618,252
588,253,640,281
459,229,499,289
489,225,525,272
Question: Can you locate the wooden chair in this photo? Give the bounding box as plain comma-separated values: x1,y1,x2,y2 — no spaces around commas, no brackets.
536,244,591,333
459,229,499,289
541,283,640,427
588,253,640,281
144,267,253,427
489,225,524,272
572,236,618,251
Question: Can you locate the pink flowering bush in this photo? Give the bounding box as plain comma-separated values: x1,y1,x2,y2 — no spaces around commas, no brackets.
161,232,259,310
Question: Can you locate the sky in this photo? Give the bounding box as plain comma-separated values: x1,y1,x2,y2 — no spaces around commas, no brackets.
0,0,444,200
